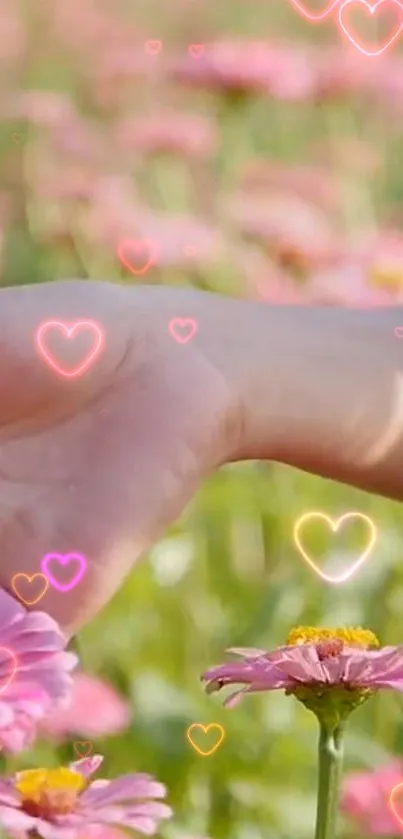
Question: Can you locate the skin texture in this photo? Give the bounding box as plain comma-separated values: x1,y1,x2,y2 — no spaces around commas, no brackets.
0,279,401,636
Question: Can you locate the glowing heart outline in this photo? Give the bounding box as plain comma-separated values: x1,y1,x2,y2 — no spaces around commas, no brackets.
293,511,377,584
186,723,226,757
11,573,49,606
41,552,87,593
0,648,18,696
169,318,198,344
289,0,341,20
145,40,162,56
74,741,93,759
188,43,205,58
117,239,158,276
338,0,403,56
35,320,105,379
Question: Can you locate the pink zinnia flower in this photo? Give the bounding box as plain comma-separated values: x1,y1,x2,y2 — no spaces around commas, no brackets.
341,760,403,836
171,40,318,100
114,112,219,158
0,755,172,839
0,588,77,753
42,673,131,739
202,627,403,711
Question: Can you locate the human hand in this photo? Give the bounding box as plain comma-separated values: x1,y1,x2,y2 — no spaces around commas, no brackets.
0,279,401,636
0,280,242,636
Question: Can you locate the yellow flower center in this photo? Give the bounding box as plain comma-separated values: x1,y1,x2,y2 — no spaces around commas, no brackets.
371,263,403,291
286,626,379,651
15,768,86,818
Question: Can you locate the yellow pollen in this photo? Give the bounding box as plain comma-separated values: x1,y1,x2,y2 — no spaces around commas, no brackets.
15,768,86,817
286,626,380,650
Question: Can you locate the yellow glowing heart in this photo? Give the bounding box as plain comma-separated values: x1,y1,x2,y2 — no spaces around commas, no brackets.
293,511,377,584
186,723,226,757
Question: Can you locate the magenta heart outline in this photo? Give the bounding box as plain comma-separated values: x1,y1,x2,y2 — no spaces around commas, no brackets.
41,552,87,593
394,326,403,338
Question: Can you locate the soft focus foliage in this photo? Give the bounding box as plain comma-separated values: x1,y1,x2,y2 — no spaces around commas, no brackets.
2,0,403,837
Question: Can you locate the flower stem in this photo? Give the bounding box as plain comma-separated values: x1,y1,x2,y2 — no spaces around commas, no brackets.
314,722,345,839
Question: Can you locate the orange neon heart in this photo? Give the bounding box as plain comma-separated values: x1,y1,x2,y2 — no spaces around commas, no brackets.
11,573,49,606
0,648,18,695
389,781,403,828
293,511,377,584
186,723,226,757
74,741,93,759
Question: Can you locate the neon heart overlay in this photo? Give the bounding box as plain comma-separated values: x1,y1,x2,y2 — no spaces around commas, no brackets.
36,320,105,379
169,318,198,344
186,724,226,757
394,326,403,338
145,40,162,56
41,552,87,593
293,511,377,583
289,0,341,20
74,741,93,759
188,44,205,58
117,239,157,276
338,0,403,56
11,573,49,606
0,648,18,696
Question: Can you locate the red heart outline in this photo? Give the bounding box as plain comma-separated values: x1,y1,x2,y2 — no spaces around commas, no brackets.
117,239,158,276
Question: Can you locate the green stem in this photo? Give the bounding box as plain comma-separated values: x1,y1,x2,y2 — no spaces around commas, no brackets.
314,722,345,839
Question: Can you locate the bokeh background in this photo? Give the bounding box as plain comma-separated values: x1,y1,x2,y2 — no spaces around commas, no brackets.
2,0,403,837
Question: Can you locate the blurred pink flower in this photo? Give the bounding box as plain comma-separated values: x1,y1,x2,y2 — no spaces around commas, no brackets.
5,91,76,128
114,111,219,158
78,829,126,839
241,160,342,213
308,261,397,308
0,0,26,69
81,178,224,270
237,247,303,305
341,760,403,835
229,193,338,271
313,46,380,98
171,40,318,100
0,589,77,753
42,673,131,739
359,231,403,292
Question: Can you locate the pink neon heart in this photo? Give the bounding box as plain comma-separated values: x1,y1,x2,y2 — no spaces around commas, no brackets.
289,0,341,20
395,326,403,338
117,239,157,276
145,40,162,56
169,318,198,344
41,552,87,593
36,320,104,379
188,44,205,58
338,0,403,56
0,648,18,696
